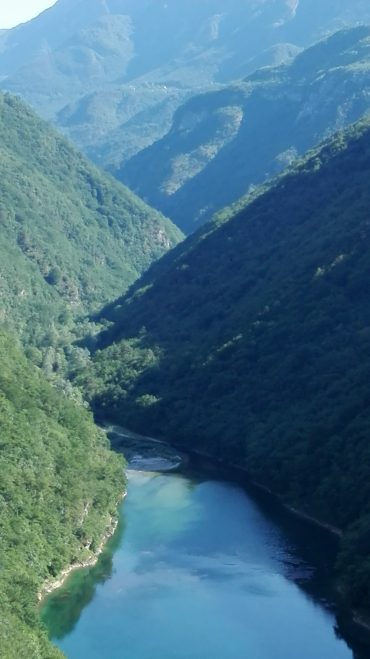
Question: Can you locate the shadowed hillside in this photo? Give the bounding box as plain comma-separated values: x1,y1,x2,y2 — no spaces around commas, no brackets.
79,117,370,612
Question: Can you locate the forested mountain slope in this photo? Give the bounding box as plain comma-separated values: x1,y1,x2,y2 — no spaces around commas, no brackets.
2,0,370,170
121,26,370,232
0,330,124,657
0,92,181,348
80,118,370,611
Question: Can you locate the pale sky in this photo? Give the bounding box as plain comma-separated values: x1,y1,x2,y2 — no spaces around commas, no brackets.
0,0,57,29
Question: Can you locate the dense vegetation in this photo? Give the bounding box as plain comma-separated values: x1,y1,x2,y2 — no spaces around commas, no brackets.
121,26,370,232
0,92,181,351
0,90,179,655
3,3,370,649
3,0,370,172
79,117,370,612
0,329,124,657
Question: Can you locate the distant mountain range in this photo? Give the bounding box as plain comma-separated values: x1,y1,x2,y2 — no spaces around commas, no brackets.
120,25,370,232
2,0,370,175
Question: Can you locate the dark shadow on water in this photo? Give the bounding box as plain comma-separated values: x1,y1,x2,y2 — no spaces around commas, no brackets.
41,432,370,658
180,453,370,659
41,515,125,640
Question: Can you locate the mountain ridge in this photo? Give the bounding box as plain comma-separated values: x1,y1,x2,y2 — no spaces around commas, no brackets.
0,91,182,351
79,116,370,612
119,25,370,232
3,0,370,171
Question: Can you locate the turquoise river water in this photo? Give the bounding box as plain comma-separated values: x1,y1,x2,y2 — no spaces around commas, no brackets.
42,429,370,658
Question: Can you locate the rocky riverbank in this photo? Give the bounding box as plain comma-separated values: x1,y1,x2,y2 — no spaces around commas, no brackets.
38,499,125,603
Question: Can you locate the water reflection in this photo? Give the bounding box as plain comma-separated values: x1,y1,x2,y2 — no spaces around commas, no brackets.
41,433,370,659
41,517,125,639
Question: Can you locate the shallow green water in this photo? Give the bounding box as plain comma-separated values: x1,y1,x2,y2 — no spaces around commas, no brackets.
42,444,367,658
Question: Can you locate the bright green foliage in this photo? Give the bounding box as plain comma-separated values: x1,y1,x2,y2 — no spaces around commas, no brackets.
81,117,370,611
0,92,182,347
0,89,179,655
0,330,124,657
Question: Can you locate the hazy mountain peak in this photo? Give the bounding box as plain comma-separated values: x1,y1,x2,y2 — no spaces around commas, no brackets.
2,0,370,211
118,24,370,232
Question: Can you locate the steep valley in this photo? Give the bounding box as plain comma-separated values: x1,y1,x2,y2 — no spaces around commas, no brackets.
79,117,370,616
2,2,370,657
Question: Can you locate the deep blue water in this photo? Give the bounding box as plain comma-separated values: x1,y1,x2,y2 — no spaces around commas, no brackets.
42,455,366,659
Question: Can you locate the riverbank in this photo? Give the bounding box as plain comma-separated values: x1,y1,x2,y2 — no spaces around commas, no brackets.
173,443,343,538
164,441,370,641
38,425,185,606
42,452,365,659
38,494,126,603
44,421,370,647
104,424,186,472
98,421,344,539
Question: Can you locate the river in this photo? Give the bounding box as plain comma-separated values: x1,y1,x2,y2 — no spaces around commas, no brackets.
41,428,370,658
